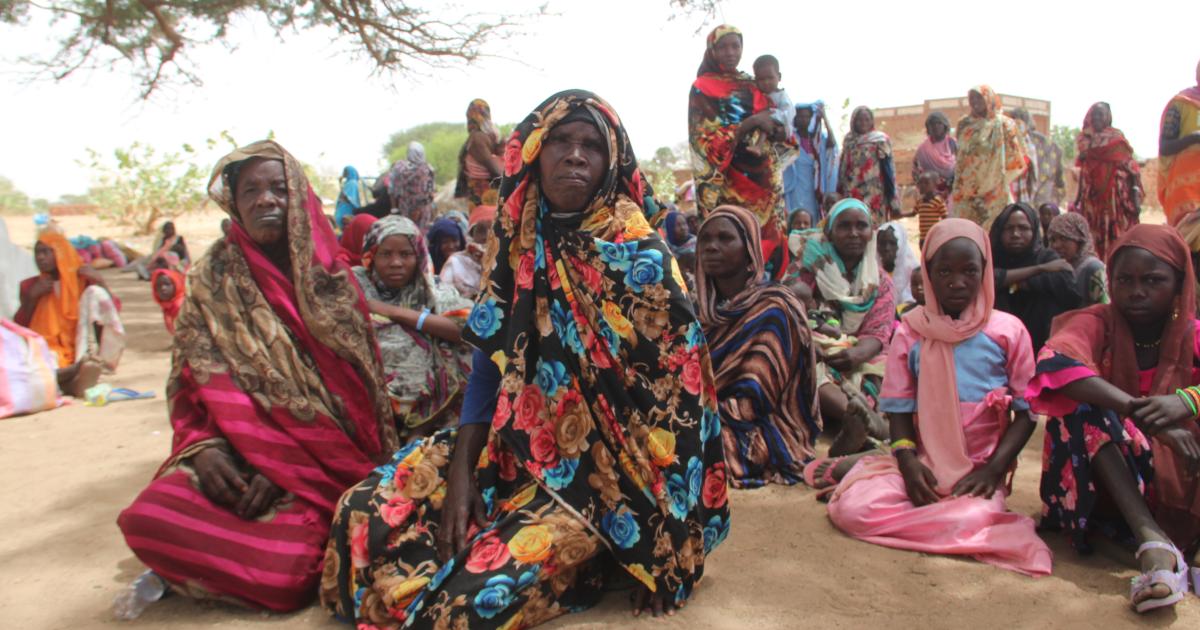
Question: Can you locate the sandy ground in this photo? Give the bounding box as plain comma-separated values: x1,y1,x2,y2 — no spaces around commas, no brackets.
2,210,1197,629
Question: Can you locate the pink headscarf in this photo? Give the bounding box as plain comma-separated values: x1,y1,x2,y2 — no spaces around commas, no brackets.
901,218,995,493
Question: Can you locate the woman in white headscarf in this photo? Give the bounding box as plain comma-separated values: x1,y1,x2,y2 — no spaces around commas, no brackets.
877,221,917,304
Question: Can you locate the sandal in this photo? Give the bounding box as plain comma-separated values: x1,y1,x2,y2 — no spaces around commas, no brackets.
802,457,844,498
1130,541,1188,613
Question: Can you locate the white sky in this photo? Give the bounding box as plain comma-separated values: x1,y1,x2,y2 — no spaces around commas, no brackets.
2,0,1196,200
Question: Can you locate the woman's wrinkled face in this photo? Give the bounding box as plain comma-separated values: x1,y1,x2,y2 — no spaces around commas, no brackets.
538,120,607,215
852,110,871,134
1111,247,1181,328
1000,210,1035,255
928,237,983,318
1048,233,1081,264
374,234,419,289
438,234,463,260
927,119,948,141
33,242,56,274
830,208,872,260
712,33,742,72
698,217,749,279
233,158,288,248
969,91,987,117
154,274,177,302
877,228,898,272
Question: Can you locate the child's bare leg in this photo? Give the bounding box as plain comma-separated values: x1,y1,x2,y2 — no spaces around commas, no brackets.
822,383,867,456
1093,443,1177,605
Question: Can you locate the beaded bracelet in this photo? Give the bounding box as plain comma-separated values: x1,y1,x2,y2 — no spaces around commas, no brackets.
890,438,917,455
1177,386,1200,419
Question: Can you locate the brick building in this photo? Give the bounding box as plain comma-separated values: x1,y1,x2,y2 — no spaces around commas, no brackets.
872,94,1051,187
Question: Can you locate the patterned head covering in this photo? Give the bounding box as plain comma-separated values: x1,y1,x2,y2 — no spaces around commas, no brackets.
361,214,437,309
425,217,466,274
466,98,493,134
968,85,1002,119
1047,212,1097,268
201,139,397,459
464,89,727,598
697,24,743,77
792,198,881,334
696,205,765,327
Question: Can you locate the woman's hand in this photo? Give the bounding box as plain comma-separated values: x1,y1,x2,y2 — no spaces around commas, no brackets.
27,276,55,301
1155,426,1200,477
951,463,1005,499
824,346,860,372
632,585,680,618
192,447,248,509
1130,394,1196,435
897,451,940,506
236,473,283,519
436,461,488,562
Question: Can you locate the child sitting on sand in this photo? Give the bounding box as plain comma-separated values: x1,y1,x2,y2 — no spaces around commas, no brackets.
813,218,1053,576
1029,224,1200,613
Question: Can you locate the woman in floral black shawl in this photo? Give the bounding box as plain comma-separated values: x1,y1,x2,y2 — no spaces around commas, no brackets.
321,90,729,629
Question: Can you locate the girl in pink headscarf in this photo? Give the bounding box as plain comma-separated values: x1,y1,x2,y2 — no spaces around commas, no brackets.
824,218,1052,576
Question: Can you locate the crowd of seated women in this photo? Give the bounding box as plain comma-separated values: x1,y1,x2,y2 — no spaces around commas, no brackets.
91,86,1200,627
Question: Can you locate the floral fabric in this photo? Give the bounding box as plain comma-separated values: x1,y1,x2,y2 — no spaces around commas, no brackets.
322,90,728,629
951,85,1027,226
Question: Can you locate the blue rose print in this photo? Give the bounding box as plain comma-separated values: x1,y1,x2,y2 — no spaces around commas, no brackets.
597,321,621,358
535,359,569,397
597,240,638,271
472,575,517,619
550,301,584,356
703,514,730,554
700,407,720,443
625,249,663,293
685,320,706,351
686,456,703,505
601,508,641,549
667,473,690,520
535,234,546,270
542,457,579,490
468,298,504,339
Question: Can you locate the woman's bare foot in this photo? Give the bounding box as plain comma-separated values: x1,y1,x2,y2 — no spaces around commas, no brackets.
841,382,888,441
60,357,103,398
631,585,680,618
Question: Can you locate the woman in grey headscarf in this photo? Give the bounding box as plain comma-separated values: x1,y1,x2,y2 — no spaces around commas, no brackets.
388,141,437,229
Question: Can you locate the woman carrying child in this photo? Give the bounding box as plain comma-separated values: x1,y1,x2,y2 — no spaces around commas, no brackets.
1031,224,1200,613
824,218,1052,576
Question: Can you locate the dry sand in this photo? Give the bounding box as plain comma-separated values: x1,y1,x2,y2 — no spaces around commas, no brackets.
1,212,1196,629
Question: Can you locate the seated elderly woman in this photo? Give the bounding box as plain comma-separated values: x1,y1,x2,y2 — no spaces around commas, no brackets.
788,199,896,457
352,215,473,440
15,231,124,377
321,90,729,628
115,141,398,613
696,205,820,487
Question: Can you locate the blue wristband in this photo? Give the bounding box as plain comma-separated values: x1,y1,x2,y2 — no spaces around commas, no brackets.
416,308,430,331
